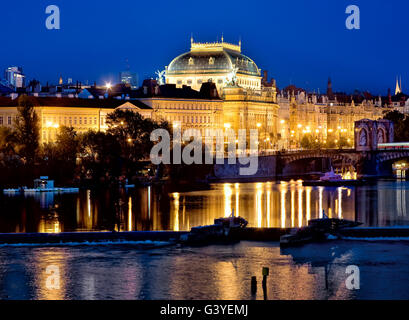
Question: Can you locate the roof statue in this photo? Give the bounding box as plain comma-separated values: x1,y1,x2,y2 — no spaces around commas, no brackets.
155,70,165,85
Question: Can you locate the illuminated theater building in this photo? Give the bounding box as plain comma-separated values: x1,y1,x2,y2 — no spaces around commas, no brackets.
165,37,262,92
164,38,279,145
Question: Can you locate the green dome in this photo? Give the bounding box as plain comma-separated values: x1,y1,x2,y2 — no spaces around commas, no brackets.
167,45,260,77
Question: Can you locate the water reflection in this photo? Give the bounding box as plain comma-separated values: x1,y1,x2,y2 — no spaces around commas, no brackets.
1,180,409,233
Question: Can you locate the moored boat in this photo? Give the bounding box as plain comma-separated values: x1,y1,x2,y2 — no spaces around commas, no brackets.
3,176,79,194
280,213,362,248
180,211,248,245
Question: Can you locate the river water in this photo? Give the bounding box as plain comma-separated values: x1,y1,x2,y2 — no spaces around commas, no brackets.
0,241,408,300
1,180,408,233
0,180,409,300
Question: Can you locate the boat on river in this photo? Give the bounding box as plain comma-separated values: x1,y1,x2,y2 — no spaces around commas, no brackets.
3,176,79,194
180,211,248,245
302,169,364,187
280,213,362,248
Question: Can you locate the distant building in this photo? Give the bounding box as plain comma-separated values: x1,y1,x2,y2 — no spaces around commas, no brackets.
276,81,385,149
119,71,139,89
4,67,26,88
0,96,151,143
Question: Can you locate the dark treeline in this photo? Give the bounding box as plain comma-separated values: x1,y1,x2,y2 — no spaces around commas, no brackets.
383,110,409,142
0,95,170,188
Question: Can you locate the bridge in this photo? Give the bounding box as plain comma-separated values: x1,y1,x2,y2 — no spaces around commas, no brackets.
213,119,409,179
213,148,409,180
276,148,409,177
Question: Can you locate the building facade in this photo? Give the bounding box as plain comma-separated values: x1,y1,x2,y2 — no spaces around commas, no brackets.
276,88,385,149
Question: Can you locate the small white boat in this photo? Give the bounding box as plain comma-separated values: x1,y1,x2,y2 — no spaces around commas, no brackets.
3,176,79,194
319,169,343,182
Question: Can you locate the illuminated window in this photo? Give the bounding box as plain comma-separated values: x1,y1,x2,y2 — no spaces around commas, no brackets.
209,57,214,65
188,57,194,65
7,116,11,125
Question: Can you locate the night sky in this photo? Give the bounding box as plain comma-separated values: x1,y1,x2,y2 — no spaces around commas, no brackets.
1,0,408,95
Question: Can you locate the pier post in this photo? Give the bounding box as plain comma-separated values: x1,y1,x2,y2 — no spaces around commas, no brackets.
262,267,269,300
251,276,257,295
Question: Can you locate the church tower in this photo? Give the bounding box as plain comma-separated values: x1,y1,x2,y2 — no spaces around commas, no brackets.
395,76,402,95
327,77,334,100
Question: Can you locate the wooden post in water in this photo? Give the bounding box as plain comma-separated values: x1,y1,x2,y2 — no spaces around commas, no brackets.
262,267,269,300
251,276,257,295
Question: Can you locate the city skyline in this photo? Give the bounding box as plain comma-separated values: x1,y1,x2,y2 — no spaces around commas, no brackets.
1,0,408,95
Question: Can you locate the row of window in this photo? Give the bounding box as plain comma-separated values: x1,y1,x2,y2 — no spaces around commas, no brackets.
43,116,98,126
177,79,224,86
164,114,212,124
158,103,215,110
0,116,13,125
176,78,260,88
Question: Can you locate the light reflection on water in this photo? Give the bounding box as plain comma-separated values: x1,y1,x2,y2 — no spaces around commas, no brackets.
1,180,409,233
1,241,408,300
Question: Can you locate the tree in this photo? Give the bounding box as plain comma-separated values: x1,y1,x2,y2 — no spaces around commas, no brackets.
106,109,170,161
338,136,351,149
0,127,16,154
14,95,40,164
55,126,79,162
78,130,122,183
383,110,409,142
300,134,321,150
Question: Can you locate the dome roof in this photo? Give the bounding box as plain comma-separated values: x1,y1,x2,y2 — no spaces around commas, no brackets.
166,41,261,77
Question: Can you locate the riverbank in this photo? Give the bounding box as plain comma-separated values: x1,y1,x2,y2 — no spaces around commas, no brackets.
1,227,409,245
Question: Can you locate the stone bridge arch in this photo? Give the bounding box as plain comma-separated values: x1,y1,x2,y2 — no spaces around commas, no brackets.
278,151,360,176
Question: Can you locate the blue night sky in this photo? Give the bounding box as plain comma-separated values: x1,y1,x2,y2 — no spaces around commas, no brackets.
1,0,408,95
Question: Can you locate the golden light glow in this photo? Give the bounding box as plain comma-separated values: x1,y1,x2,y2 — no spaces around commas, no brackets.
256,183,263,228
267,189,271,228
319,187,324,218
297,181,303,227
280,182,287,228
338,188,343,219
128,196,132,231
235,183,240,217
173,192,180,231
306,187,311,222
290,183,295,227
224,183,233,217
